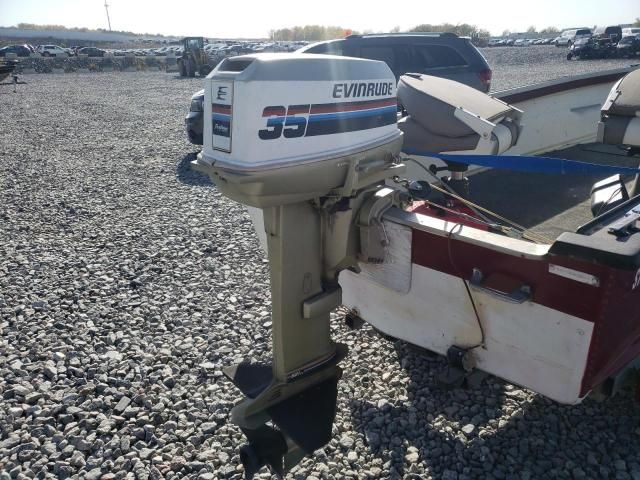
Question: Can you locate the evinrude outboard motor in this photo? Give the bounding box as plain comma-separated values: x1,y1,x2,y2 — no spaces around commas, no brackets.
193,53,405,477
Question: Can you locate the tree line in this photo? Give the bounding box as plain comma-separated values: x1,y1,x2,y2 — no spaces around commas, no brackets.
9,23,167,38
10,19,640,43
268,25,354,41
268,23,566,43
269,20,640,43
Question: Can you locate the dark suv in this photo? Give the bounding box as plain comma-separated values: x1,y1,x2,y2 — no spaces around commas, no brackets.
0,45,32,57
185,33,492,145
299,33,491,92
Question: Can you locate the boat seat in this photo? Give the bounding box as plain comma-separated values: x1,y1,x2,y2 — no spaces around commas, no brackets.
398,116,480,152
397,73,521,154
597,69,640,148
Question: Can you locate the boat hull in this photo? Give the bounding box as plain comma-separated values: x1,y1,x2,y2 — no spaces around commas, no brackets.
341,260,594,404
339,207,640,404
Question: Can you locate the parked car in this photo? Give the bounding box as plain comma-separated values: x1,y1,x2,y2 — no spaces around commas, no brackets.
220,45,241,56
77,47,105,57
555,28,592,47
37,45,69,57
617,34,640,58
593,25,623,43
622,28,640,38
299,32,492,91
185,89,204,145
0,45,32,57
567,36,616,60
184,32,493,145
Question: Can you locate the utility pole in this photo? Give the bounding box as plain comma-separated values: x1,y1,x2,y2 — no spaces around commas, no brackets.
104,0,112,31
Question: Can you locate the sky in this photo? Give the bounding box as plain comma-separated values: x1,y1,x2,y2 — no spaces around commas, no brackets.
1,0,638,38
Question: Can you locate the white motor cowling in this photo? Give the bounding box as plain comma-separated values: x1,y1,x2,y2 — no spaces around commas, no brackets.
194,53,404,207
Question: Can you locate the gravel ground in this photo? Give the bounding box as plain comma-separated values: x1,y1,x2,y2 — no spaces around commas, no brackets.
483,45,636,91
1,56,640,480
14,56,168,74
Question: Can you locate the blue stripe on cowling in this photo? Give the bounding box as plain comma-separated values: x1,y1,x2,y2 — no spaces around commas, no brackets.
213,113,231,121
308,106,397,122
402,149,640,175
305,109,397,137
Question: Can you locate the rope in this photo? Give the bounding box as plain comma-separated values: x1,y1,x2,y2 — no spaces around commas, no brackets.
402,149,640,176
403,157,553,244
429,183,553,244
446,223,485,350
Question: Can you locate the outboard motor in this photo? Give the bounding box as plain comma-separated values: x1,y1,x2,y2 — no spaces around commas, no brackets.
397,73,522,196
591,68,640,215
192,53,405,477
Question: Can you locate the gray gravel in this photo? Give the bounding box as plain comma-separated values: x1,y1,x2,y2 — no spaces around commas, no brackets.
2,64,640,479
13,56,168,74
483,45,635,91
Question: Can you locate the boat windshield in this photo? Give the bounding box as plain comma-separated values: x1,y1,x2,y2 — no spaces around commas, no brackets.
574,37,590,45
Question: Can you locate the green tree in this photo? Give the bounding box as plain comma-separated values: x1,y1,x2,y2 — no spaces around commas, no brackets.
540,26,559,34
410,23,490,45
634,18,640,27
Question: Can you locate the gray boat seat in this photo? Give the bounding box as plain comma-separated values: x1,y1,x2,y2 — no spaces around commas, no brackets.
397,73,521,154
598,69,640,148
397,116,480,153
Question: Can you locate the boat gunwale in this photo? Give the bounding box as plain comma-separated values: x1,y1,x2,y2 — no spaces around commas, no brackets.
493,65,639,104
384,206,551,259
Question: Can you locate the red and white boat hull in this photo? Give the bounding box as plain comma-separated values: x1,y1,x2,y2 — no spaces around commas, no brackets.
339,207,640,404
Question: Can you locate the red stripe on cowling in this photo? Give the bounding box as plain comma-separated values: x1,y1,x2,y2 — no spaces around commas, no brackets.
212,104,231,114
287,105,311,115
262,106,286,117
310,98,397,114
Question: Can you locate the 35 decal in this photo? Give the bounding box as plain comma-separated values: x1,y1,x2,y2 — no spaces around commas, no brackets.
258,105,310,140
